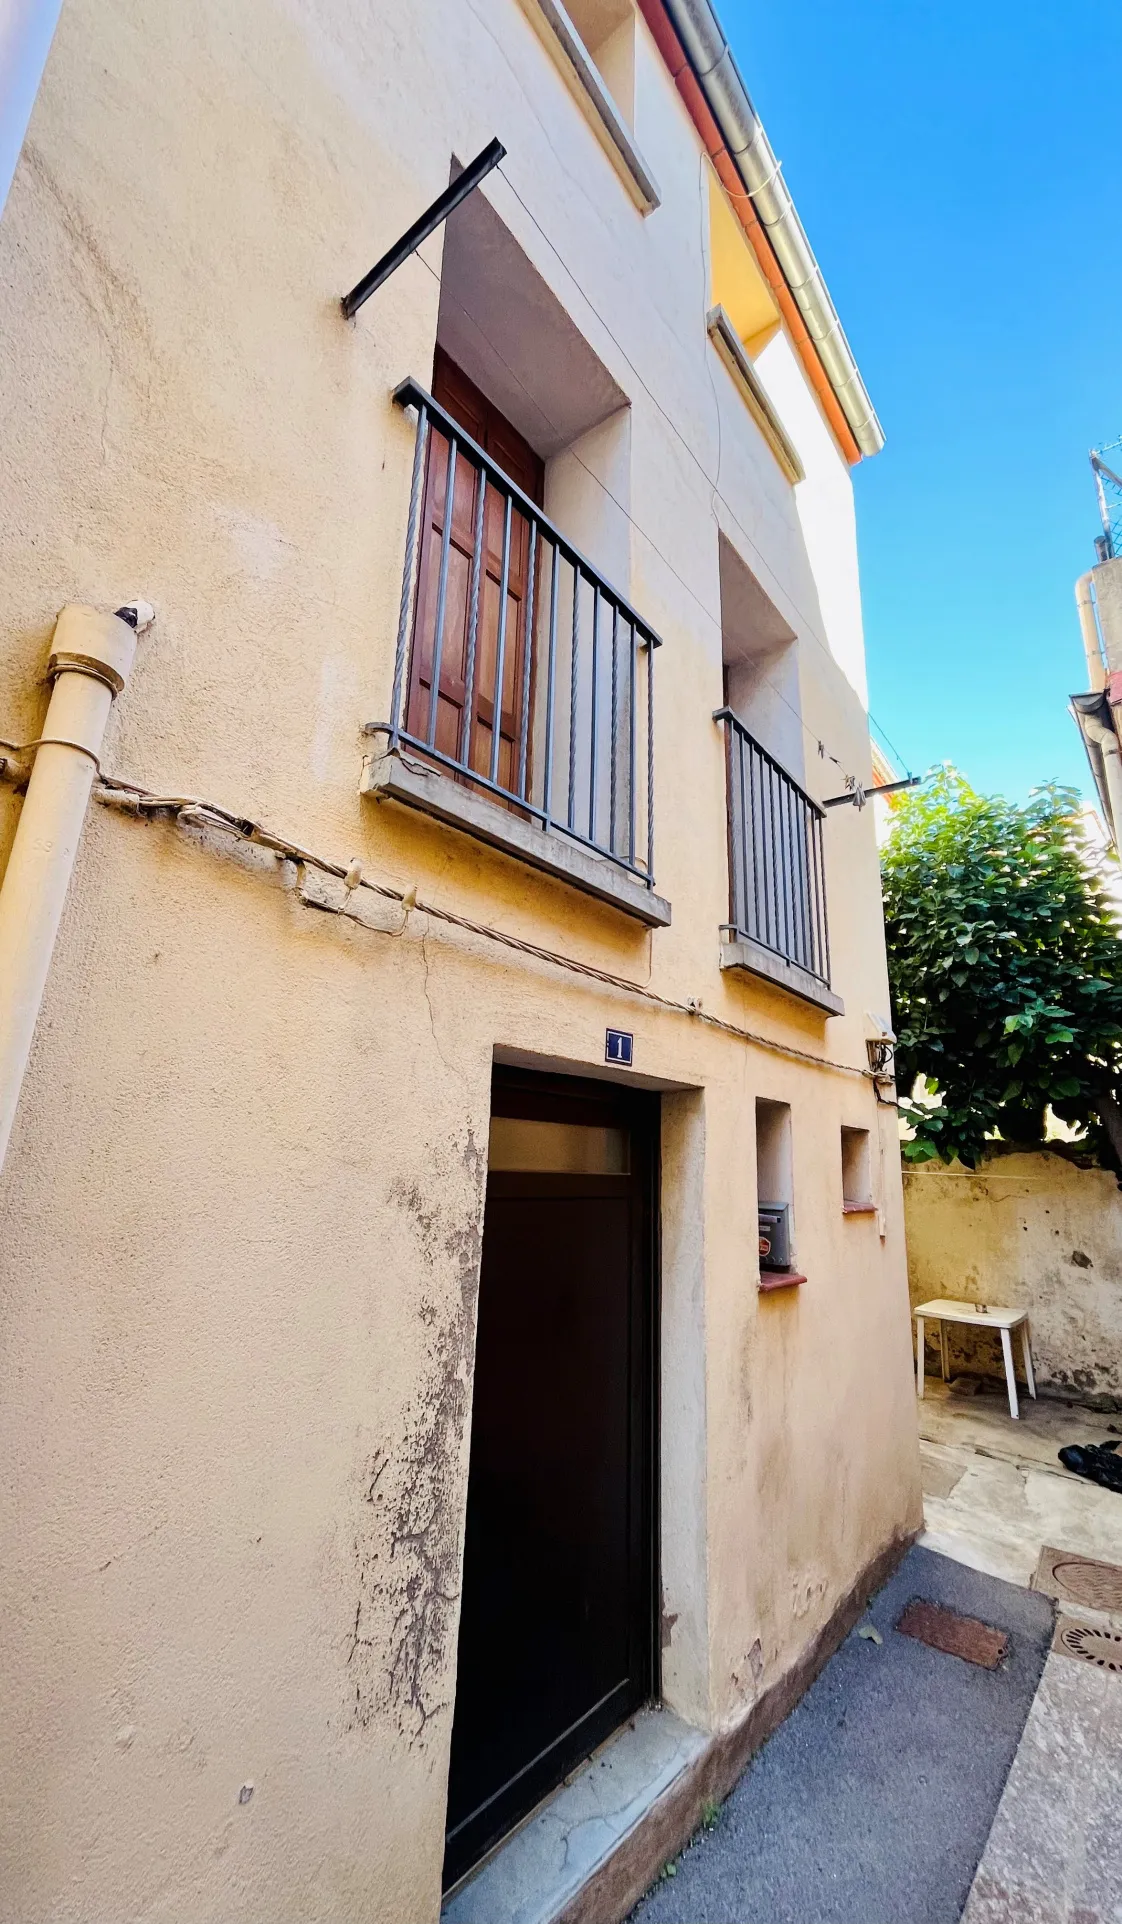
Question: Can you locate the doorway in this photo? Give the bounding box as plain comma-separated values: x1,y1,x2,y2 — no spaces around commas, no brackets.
443,1067,658,1890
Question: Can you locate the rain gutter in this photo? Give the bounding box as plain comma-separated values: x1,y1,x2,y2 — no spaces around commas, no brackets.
638,0,884,462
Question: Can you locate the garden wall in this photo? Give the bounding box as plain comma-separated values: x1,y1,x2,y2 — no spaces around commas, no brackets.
904,1148,1122,1408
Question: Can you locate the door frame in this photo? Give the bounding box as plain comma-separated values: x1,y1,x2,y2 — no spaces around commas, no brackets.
444,1064,661,1882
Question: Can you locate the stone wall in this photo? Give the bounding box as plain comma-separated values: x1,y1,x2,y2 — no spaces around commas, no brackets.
904,1149,1122,1408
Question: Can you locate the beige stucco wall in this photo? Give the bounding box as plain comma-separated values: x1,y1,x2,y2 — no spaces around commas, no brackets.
0,0,920,1918
905,1151,1122,1406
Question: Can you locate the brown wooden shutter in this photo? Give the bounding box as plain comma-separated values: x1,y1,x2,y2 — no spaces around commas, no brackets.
407,351,545,796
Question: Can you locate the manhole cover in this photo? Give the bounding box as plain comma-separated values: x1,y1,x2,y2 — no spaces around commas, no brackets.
896,1599,1008,1668
1034,1545,1122,1614
1055,1617,1122,1672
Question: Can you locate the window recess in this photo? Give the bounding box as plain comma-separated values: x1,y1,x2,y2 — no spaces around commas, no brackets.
841,1126,875,1213
707,306,804,486
363,371,669,928
756,1098,804,1291
515,0,660,212
715,538,840,1015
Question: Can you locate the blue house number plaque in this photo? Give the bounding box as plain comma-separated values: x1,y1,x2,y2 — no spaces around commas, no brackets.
605,1029,634,1066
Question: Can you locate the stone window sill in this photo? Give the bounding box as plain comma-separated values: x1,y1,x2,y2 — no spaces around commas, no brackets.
842,1202,877,1216
361,748,672,929
515,0,661,213
759,1270,807,1293
720,936,844,1017
707,306,805,485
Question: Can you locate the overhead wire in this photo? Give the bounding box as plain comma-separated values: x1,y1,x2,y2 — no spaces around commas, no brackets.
83,765,873,1083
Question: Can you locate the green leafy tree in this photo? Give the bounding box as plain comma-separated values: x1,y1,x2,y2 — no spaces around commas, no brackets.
880,769,1122,1168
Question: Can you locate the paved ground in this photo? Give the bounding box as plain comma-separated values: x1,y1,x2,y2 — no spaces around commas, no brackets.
918,1377,1122,1585
629,1546,1053,1924
963,1642,1122,1923
919,1381,1122,1922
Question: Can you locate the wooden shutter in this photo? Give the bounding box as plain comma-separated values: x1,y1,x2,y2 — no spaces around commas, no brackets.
407,351,545,796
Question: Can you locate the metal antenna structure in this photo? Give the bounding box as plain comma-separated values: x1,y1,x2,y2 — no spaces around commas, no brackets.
1091,440,1122,562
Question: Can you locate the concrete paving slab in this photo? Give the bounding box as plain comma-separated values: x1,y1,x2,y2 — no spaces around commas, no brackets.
962,1647,1122,1923
918,1383,1122,1587
628,1547,1053,1924
919,1378,1122,1476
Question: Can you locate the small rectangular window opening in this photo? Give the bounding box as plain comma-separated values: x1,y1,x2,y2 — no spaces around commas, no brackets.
841,1126,873,1210
756,1098,794,1272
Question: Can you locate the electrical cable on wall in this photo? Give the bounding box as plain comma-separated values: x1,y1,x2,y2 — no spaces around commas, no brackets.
0,741,880,1085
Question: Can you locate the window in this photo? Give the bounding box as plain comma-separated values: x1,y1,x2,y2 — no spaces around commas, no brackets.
563,0,636,123
408,351,544,787
717,537,836,1006
708,170,781,360
841,1127,873,1211
523,0,659,212
719,534,802,781
706,173,802,481
756,1098,797,1280
367,185,669,926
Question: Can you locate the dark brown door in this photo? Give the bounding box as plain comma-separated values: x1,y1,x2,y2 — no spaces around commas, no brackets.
408,351,544,793
443,1069,658,1891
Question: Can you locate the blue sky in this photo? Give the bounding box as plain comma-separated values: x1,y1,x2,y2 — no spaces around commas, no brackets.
723,0,1122,802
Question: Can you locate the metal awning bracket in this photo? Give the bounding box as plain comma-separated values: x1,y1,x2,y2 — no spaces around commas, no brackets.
341,137,506,320
822,776,920,808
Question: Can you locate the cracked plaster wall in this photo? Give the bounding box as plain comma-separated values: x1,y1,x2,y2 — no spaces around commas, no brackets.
0,0,918,1916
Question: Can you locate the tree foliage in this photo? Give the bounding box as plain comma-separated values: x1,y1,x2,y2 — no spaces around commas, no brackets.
880,769,1122,1168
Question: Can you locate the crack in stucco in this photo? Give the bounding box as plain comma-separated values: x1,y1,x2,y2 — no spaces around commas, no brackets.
23,142,156,386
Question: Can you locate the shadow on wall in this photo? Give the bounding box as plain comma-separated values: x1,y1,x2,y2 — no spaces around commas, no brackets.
903,1147,1122,1410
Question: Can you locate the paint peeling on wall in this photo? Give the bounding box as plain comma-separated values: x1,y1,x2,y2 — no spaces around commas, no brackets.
347,1128,486,1743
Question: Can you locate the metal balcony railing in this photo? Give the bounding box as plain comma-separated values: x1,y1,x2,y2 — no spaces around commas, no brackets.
374,379,661,889
716,708,831,986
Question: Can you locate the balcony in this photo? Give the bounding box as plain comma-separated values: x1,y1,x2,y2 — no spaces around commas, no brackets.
716,708,843,1015
362,380,670,928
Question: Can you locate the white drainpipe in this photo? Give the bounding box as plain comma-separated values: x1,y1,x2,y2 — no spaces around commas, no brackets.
1076,571,1106,692
0,602,150,1173
1082,713,1122,847
0,0,64,218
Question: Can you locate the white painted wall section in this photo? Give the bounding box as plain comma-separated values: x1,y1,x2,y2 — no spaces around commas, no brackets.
755,331,869,710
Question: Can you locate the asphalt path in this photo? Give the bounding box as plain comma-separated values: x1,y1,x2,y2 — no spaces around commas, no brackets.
630,1546,1053,1924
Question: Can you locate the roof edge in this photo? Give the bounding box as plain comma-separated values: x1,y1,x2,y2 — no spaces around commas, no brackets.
649,0,884,460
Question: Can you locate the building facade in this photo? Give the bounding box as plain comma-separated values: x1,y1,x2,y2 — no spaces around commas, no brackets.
0,0,921,1917
1072,453,1122,849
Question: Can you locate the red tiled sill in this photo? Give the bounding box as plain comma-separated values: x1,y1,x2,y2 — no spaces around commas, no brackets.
758,1270,807,1293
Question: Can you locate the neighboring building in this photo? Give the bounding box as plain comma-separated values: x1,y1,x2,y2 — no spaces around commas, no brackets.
0,2,920,1918
870,739,901,847
1072,449,1122,844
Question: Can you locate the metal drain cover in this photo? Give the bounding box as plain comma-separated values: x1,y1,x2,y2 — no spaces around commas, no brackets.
1055,1616,1122,1672
1034,1545,1122,1615
896,1599,1008,1668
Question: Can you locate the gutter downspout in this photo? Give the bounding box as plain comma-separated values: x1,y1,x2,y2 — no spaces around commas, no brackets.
655,0,884,458
0,0,64,219
1082,712,1122,847
0,602,150,1174
1076,571,1106,692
